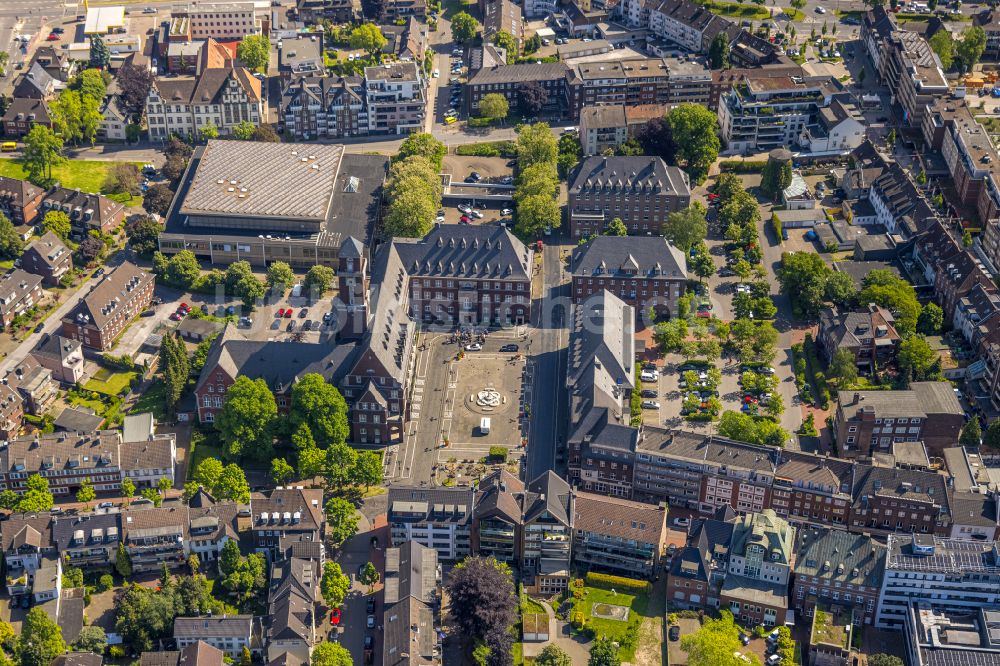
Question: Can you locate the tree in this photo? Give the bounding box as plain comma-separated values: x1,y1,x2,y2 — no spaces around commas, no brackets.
634,116,675,162
220,539,243,577
957,26,986,71
76,479,96,507
351,450,383,490
42,210,72,241
588,638,621,666
17,607,66,666
824,271,857,309
349,24,388,59
0,489,18,510
447,556,517,663
760,158,793,200
518,81,548,115
160,333,189,416
709,32,731,68
557,132,581,178
89,33,110,70
117,63,154,117
325,442,358,490
778,251,831,318
689,242,715,282
536,645,573,666
516,193,560,237
867,656,903,666
827,348,858,387
63,567,84,589
663,203,708,252
216,376,278,460
115,541,132,578
359,561,379,592
194,457,225,491
141,488,162,507
479,93,509,121
271,458,295,485
325,497,360,547
451,11,479,42
682,611,756,666
298,443,327,481
75,234,103,265
898,335,940,384
718,411,789,447
17,474,54,512
311,642,353,666
492,30,518,61
122,476,136,500
918,302,944,335
960,415,982,448
232,120,257,140
252,125,280,142
397,132,447,170
74,625,107,654
518,122,559,167
199,123,219,142
859,269,922,335
290,373,350,448
237,34,271,71
306,264,335,295
127,215,163,255
216,464,251,503
266,261,295,293
0,213,24,259
51,89,83,144
985,419,1000,449
667,104,721,181
22,125,64,185
929,30,955,70
321,562,351,609
240,647,252,666
384,186,436,237
606,217,628,236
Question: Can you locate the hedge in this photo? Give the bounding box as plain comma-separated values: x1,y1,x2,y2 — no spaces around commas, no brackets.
719,160,767,173
455,141,517,157
584,572,651,595
101,353,137,372
803,333,831,409
487,446,507,461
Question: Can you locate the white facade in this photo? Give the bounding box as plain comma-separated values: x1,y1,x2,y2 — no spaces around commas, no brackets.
186,2,260,41
801,116,866,154
389,521,470,561
868,187,899,233
145,71,262,140
647,8,704,52
875,534,1000,628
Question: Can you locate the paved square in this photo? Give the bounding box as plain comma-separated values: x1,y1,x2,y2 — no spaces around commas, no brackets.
439,353,525,460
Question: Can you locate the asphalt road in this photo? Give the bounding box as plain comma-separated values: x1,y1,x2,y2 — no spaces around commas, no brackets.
525,239,571,480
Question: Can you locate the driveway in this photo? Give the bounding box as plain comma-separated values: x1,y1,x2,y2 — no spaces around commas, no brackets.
330,511,383,666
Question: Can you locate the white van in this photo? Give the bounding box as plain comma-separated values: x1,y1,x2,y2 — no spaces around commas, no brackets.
480,417,491,434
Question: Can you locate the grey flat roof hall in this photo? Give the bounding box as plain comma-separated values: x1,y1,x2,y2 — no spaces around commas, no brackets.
178,140,345,223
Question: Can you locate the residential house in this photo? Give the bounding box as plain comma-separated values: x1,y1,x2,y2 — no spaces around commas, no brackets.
833,382,964,457
52,512,122,570
185,490,242,563
295,0,360,23
868,162,936,237
266,557,319,664
8,356,57,416
521,471,573,595
947,490,1000,541
0,382,23,440
13,63,58,100
98,93,130,142
0,176,44,228
570,235,687,317
817,304,902,372
364,62,425,135
30,335,85,385
277,33,325,81
571,491,667,577
1,514,54,597
2,98,52,137
470,469,524,565
579,105,628,156
465,63,570,116
122,505,188,572
875,534,1000,628
719,509,795,627
145,67,263,140
666,511,735,611
850,465,951,537
61,262,155,351
792,527,886,625
482,0,523,49
140,642,226,666
0,269,42,330
770,450,853,529
21,231,71,286
30,46,73,82
249,487,325,558
173,616,257,660
41,187,126,239
382,541,440,666
568,156,691,238
280,76,367,140
387,486,474,561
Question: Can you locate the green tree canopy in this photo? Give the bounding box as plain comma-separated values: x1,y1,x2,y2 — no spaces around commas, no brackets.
682,611,759,666
349,24,388,58
451,12,479,42
859,269,922,335
588,638,621,666
667,104,721,181
957,26,986,71
517,122,558,168
960,415,982,448
397,132,446,170
479,92,510,120
290,373,350,448
778,251,831,318
17,474,54,512
42,210,72,241
311,642,353,666
917,302,944,335
0,212,24,259
929,30,955,69
605,217,628,236
216,376,277,460
265,261,295,292
321,562,351,608
89,34,110,69
325,497,360,546
17,608,66,666
23,125,65,186
663,202,708,252
516,193,560,237
306,265,336,295
236,34,271,71
536,644,573,666
709,32,730,68
271,458,295,485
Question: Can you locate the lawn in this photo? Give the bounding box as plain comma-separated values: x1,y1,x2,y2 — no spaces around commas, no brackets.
128,379,167,420
573,585,648,661
0,158,145,208
188,428,227,478
83,368,137,396
702,0,770,19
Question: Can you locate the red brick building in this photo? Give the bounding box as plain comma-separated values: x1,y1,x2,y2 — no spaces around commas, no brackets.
41,188,126,240
0,176,44,228
61,262,154,351
0,269,44,329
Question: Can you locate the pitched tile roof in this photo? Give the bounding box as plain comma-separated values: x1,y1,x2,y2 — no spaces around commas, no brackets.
793,527,885,588
573,491,666,545
64,261,152,331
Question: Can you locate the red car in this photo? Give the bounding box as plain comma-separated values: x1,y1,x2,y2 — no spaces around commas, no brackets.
46,33,59,41
277,308,286,317
696,310,711,318
460,215,471,224
285,309,294,318
330,608,341,626
169,312,183,321
707,193,719,200
179,303,191,312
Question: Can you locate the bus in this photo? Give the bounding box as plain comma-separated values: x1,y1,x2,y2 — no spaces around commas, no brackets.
1,142,17,152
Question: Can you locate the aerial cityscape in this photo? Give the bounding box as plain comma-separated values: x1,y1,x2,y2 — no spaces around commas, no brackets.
0,0,1000,665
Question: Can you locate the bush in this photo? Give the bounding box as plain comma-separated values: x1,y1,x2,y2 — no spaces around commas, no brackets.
98,574,114,592
487,446,507,461
685,413,714,422
101,353,136,372
455,141,517,157
467,117,494,128
719,160,767,173
584,571,651,595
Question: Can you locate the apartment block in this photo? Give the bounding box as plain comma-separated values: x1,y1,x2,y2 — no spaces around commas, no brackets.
521,472,573,595
145,67,262,140
0,269,43,329
30,335,84,385
249,487,325,558
61,262,154,351
0,176,44,227
849,465,951,537
364,62,425,135
466,63,570,116
41,187,126,239
876,534,1000,628
817,304,901,372
174,616,257,660
280,76,367,140
568,156,691,237
470,469,523,565
21,231,71,287
179,2,259,41
579,105,628,156
792,528,886,625
388,486,473,561
833,383,964,457
571,491,667,577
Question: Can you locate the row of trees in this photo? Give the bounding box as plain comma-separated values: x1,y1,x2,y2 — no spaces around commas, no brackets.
514,123,561,237
384,133,446,238
928,26,986,73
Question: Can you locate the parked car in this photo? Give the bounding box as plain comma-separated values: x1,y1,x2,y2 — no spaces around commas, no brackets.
669,625,681,641
285,309,294,318
366,597,376,614
640,370,658,382
640,389,658,398
364,635,374,664
471,210,483,219
501,208,513,215
499,344,519,352
673,517,691,527
464,343,482,351
330,608,341,625
98,502,115,509
366,615,376,629
641,400,660,410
